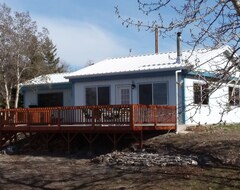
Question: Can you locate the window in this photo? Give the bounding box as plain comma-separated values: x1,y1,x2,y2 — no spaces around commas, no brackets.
139,83,168,105
229,87,240,106
86,88,96,106
193,83,209,105
139,84,152,105
85,86,110,106
98,87,110,105
38,93,63,107
120,88,130,104
153,83,168,105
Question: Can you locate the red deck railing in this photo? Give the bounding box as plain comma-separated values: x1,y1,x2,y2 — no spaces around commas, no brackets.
0,104,176,132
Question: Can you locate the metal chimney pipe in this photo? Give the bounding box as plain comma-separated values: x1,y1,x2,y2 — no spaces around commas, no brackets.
155,26,159,54
177,32,182,63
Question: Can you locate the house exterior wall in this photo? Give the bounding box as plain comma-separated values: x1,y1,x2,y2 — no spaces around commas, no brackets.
23,88,72,108
184,78,240,125
73,75,177,106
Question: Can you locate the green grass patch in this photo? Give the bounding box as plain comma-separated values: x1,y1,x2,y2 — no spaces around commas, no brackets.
218,124,240,131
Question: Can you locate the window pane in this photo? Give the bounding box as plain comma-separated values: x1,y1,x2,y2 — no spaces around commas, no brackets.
229,87,234,106
153,83,168,105
38,93,63,107
235,88,240,105
86,87,96,106
193,83,201,104
229,87,240,106
121,89,130,104
139,84,152,105
202,84,209,105
98,87,110,105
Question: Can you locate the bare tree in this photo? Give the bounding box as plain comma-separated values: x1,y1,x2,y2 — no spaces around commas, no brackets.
116,0,239,51
0,3,66,108
116,0,240,123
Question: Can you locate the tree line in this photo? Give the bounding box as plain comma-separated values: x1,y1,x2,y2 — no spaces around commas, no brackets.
0,3,67,109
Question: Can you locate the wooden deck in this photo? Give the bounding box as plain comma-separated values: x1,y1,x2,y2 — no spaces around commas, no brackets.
0,104,176,150
0,104,176,132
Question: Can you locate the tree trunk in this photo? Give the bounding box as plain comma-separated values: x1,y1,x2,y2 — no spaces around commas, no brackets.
14,83,20,108
4,79,10,109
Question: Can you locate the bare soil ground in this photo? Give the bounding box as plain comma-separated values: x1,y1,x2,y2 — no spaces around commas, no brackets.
1,125,240,190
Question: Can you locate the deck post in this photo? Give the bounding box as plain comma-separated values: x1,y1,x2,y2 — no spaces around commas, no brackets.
0,111,3,149
67,133,70,153
153,105,157,129
27,109,29,128
82,133,98,151
92,107,95,130
130,105,135,131
113,134,116,150
107,134,125,150
63,133,77,154
0,132,2,150
0,111,3,129
139,131,143,149
57,108,61,128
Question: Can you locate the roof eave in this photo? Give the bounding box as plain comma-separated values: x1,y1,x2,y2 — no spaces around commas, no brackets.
66,65,187,80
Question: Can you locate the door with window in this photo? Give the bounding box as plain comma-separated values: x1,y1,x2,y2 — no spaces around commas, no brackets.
116,85,131,105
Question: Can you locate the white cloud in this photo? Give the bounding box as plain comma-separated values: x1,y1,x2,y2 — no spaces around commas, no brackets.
33,16,128,70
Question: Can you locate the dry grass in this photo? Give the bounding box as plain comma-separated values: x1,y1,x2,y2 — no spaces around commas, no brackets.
0,125,240,189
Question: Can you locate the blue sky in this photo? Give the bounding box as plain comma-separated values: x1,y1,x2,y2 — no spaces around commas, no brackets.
1,0,184,70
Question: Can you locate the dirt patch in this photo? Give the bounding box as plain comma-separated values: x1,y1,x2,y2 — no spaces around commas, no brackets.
142,126,240,167
1,126,240,189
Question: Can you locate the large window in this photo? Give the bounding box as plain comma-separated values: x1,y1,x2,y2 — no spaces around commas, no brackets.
38,93,63,107
139,83,168,105
229,86,240,106
86,86,110,106
193,83,209,105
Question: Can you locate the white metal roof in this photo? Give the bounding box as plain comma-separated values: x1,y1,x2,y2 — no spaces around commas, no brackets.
22,45,234,86
67,52,184,79
66,45,232,79
22,72,70,86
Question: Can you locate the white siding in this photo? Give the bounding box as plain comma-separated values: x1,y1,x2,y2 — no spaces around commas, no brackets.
184,78,240,125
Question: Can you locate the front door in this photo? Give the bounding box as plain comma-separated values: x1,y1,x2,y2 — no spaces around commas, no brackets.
116,85,131,104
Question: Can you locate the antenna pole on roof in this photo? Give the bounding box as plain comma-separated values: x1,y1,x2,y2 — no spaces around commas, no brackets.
129,48,132,56
155,25,159,54
176,32,182,63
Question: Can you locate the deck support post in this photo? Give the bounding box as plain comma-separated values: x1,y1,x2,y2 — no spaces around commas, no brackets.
107,134,124,150
58,108,61,128
42,133,55,151
67,133,70,153
0,132,2,150
139,131,143,149
130,131,144,150
62,133,77,153
82,133,98,151
11,133,17,147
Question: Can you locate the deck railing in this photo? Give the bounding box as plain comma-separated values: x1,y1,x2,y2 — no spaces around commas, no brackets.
0,104,176,131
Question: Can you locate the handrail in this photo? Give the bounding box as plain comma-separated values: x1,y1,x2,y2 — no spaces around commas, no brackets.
0,104,176,131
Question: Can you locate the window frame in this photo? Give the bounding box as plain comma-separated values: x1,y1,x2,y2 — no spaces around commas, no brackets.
138,82,169,105
38,92,63,107
193,83,209,105
229,86,240,106
85,86,110,106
